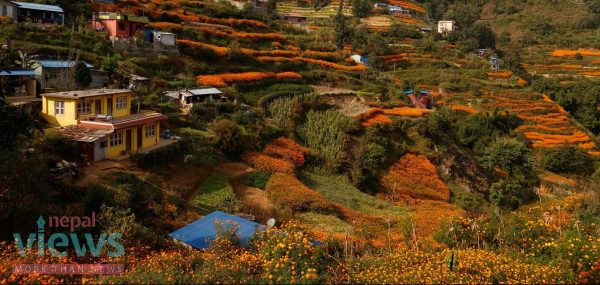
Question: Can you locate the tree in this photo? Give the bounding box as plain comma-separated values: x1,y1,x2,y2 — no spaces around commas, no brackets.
334,0,350,49
73,61,92,88
465,22,496,49
265,0,277,12
352,0,371,17
478,137,533,177
14,50,37,69
0,99,39,149
542,146,594,175
489,178,536,210
213,119,247,155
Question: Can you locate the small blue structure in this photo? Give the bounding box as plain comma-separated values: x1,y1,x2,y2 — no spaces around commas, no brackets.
168,211,265,249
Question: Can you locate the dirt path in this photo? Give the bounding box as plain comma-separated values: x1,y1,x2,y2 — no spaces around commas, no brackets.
214,162,277,223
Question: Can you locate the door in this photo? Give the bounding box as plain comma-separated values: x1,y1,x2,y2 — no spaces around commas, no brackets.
95,99,101,114
137,127,143,149
107,98,113,116
125,129,132,152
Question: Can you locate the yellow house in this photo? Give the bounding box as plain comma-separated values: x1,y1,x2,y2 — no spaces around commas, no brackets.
42,89,167,161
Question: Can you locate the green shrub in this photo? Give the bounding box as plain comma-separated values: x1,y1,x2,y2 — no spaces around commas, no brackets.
244,170,271,189
542,146,594,175
193,174,238,212
299,109,358,172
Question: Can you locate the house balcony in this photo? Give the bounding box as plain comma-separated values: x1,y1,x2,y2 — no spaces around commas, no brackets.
78,110,167,130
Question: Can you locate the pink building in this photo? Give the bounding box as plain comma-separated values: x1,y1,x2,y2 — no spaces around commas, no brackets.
92,12,149,39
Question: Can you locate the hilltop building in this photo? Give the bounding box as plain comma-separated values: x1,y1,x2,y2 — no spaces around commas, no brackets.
92,12,149,40
33,60,107,90
0,1,64,24
165,87,225,109
42,89,167,161
404,90,430,109
437,20,456,34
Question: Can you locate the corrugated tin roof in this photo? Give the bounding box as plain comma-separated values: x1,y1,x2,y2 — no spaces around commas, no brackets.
42,89,132,99
36,60,93,69
12,1,64,13
0,70,36,76
57,125,113,143
189,88,223,96
168,211,265,249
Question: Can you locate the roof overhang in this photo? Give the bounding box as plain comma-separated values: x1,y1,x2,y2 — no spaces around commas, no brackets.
12,1,63,13
57,125,113,143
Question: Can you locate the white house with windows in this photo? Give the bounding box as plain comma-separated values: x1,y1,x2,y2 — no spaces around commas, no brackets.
437,20,456,34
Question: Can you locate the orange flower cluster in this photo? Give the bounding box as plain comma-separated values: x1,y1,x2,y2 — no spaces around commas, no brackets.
301,50,342,60
195,26,285,41
517,77,527,86
196,71,302,87
151,9,268,28
408,200,465,239
265,173,331,211
480,91,599,154
357,108,393,127
148,22,183,31
382,107,433,117
487,71,513,79
540,172,577,187
242,152,296,174
449,104,477,114
380,153,450,202
551,49,600,57
178,39,229,56
152,23,284,40
257,56,366,71
263,137,309,167
243,137,308,173
388,0,425,13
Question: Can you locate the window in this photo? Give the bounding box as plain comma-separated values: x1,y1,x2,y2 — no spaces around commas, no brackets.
118,22,126,31
116,96,127,109
54,101,65,115
77,101,91,115
145,124,155,138
110,131,123,146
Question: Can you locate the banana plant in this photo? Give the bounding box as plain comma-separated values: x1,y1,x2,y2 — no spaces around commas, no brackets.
14,50,37,69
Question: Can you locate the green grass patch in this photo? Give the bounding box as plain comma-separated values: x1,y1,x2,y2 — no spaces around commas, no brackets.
298,171,409,218
192,174,237,212
298,212,353,234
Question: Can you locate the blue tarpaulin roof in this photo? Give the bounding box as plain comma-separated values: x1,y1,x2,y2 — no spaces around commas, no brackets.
168,211,265,249
37,60,93,69
12,2,64,13
0,70,36,76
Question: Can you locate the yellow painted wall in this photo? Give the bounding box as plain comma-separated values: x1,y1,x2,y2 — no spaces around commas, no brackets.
106,122,160,158
42,92,133,126
141,122,160,148
42,97,78,126
107,129,126,158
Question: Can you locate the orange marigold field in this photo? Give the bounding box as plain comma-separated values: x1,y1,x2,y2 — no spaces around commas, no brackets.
263,137,308,167
196,71,302,87
242,137,308,173
257,56,367,71
480,91,599,154
381,107,433,117
242,152,296,174
380,153,450,202
551,49,600,57
152,9,268,28
449,104,477,114
408,199,465,240
540,172,577,187
487,71,513,79
265,173,332,212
